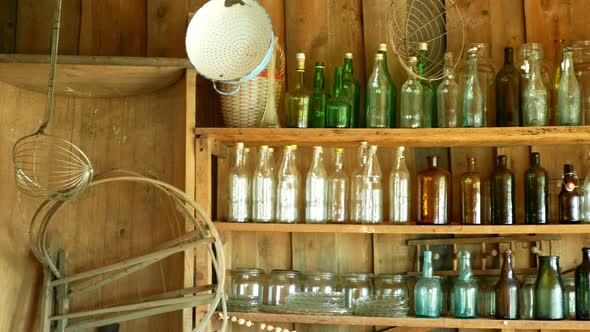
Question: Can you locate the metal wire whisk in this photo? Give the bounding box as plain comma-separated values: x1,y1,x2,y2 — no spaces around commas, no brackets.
12,0,93,201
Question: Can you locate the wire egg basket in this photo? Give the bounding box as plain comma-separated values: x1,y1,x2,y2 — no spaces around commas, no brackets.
387,0,464,81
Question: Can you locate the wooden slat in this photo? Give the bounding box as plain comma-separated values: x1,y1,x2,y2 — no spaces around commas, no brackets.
0,0,17,53
147,0,187,58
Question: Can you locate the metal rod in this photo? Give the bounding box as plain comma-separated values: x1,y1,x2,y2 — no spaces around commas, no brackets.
40,0,62,133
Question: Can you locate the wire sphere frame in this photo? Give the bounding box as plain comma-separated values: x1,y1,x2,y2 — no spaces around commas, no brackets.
387,0,464,82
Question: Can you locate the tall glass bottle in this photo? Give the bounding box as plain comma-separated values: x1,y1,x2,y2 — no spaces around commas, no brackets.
525,152,549,224
558,47,582,125
461,157,481,225
495,250,520,320
306,146,328,224
366,54,393,128
342,53,361,128
491,155,515,225
454,250,478,319
360,145,383,224
415,251,442,318
286,53,310,128
583,153,590,223
575,248,590,320
437,52,459,128
496,47,521,126
559,164,583,224
326,67,352,128
328,148,347,223
389,146,410,223
252,145,275,223
417,156,450,225
535,255,566,320
276,145,300,223
350,142,369,223
523,49,549,126
417,42,437,128
309,61,327,128
462,47,486,127
552,39,567,126
378,43,398,128
228,142,250,222
400,56,424,128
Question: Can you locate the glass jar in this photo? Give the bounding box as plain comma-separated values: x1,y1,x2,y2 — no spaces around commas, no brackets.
564,276,576,319
520,275,536,319
572,41,590,125
303,271,337,294
535,256,566,320
265,270,302,306
374,273,409,299
341,272,374,308
230,268,265,303
518,43,554,124
477,277,498,318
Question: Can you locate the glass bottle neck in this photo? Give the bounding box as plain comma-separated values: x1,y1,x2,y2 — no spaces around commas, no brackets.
313,67,325,90
358,146,368,167
311,149,323,167
258,149,268,168
539,256,559,270
423,252,433,278
501,254,515,279
531,154,540,167
428,157,438,168
333,68,344,96
395,155,406,170
468,55,479,78
344,58,354,75
467,159,477,172
459,254,473,280
504,48,514,65
497,158,507,169
296,70,305,90
373,58,384,75
378,50,389,69
562,51,575,74
417,50,427,76
334,152,344,171
583,249,590,263
234,147,244,168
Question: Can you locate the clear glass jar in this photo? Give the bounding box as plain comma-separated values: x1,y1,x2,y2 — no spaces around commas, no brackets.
520,275,536,319
564,276,576,319
572,41,590,125
303,271,337,294
265,270,302,305
230,268,265,303
374,273,408,299
477,276,498,318
341,272,374,308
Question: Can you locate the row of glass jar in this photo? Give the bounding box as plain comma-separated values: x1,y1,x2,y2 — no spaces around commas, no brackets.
227,141,590,224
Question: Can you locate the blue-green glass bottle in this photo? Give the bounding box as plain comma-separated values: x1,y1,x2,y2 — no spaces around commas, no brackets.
343,53,361,128
326,67,352,128
417,42,437,128
535,255,566,320
454,250,478,318
378,43,398,128
309,62,327,128
415,251,442,318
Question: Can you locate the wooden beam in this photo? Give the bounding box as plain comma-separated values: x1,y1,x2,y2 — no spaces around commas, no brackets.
0,0,16,53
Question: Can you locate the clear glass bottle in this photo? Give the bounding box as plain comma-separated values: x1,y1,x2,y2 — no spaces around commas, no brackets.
228,142,250,222
252,145,275,223
559,164,583,224
519,43,553,125
559,47,582,125
563,276,576,319
454,250,478,319
326,66,352,128
417,42,437,128
535,256,566,320
341,272,374,308
575,247,590,320
495,249,520,320
496,47,521,126
306,146,328,224
461,157,481,225
491,155,516,225
437,52,460,128
552,39,567,126
583,153,590,223
462,47,486,127
400,56,424,128
342,53,361,128
525,152,549,224
309,61,327,128
521,275,536,319
378,43,398,128
360,145,383,224
285,53,310,128
572,41,590,125
523,48,549,126
389,146,410,223
350,142,369,223
366,53,393,128
417,156,450,225
276,145,300,223
328,148,347,223
415,251,442,318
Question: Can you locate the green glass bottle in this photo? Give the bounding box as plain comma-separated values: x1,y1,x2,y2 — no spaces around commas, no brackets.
463,47,486,127
524,152,549,224
491,155,516,225
309,61,327,128
285,53,311,128
496,47,521,126
417,42,437,128
454,250,478,319
535,255,566,320
378,43,398,128
495,249,520,320
575,247,590,320
415,251,442,318
366,53,393,128
559,164,583,224
342,53,361,128
558,47,582,125
326,67,352,128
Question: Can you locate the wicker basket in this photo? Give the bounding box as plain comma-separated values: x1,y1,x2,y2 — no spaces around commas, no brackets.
218,40,285,127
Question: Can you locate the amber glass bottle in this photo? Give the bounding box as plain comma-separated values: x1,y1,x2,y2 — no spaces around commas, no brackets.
491,155,516,225
461,157,481,224
495,250,520,320
417,156,451,225
524,152,549,224
559,164,582,224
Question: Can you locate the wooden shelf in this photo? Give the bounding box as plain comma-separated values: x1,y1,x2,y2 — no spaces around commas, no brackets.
194,127,590,148
222,312,590,330
214,222,590,234
0,54,192,98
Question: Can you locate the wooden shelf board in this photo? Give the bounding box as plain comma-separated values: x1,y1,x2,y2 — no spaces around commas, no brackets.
222,312,590,329
194,127,590,148
0,54,192,98
214,222,590,234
